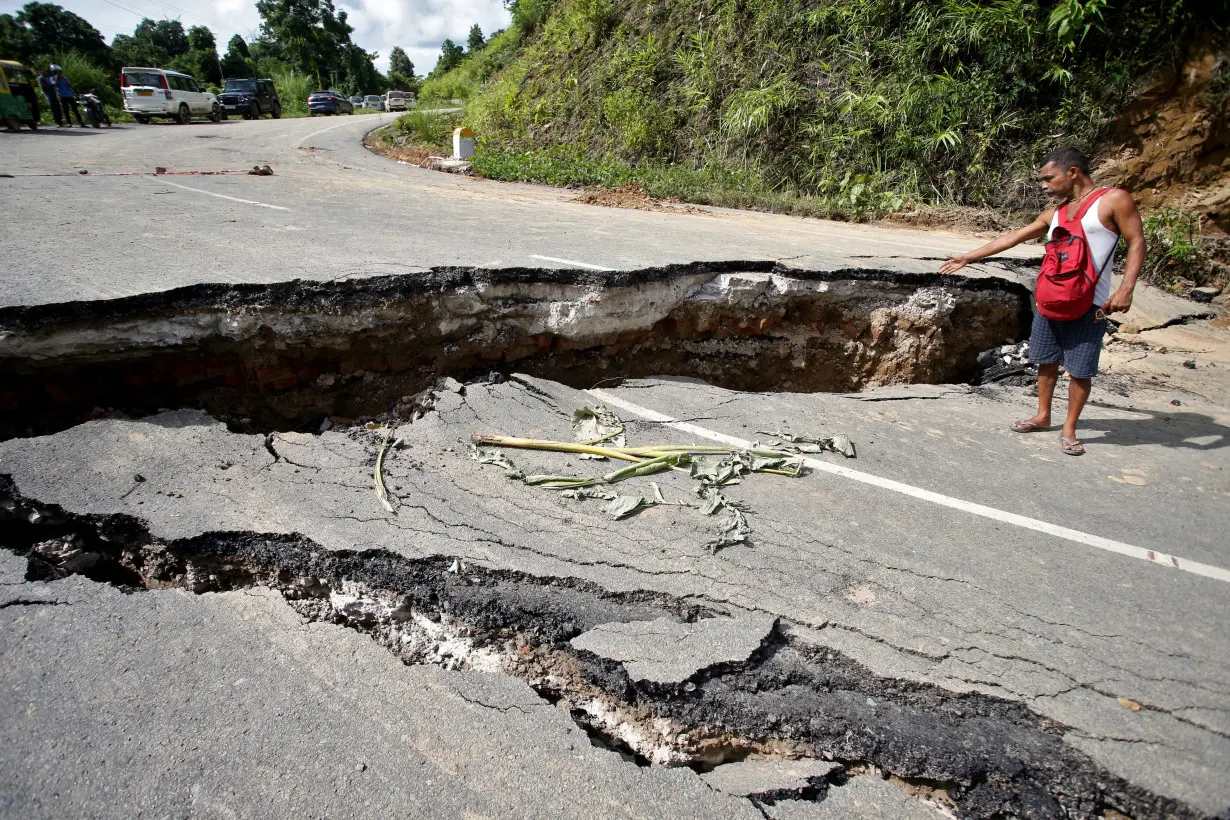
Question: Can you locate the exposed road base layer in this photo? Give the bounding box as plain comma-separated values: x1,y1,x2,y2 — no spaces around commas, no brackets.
0,477,1199,820
0,262,1029,440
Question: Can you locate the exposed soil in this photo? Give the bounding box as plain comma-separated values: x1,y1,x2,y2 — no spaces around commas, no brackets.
0,262,1031,440
1097,39,1230,234
574,183,708,215
363,134,437,166
882,204,1026,237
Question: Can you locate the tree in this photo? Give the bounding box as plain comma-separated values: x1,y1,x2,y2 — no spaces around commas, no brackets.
466,24,485,53
7,2,111,65
111,18,189,68
389,45,413,78
169,25,222,84
255,0,371,86
0,14,35,64
187,25,215,54
435,38,464,74
220,34,253,78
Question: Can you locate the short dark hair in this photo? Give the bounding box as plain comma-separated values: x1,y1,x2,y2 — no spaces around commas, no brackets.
1041,147,1089,175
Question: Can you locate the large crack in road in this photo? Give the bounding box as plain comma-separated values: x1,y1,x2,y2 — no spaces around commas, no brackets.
0,262,1028,440
0,479,1197,819
3,263,1222,818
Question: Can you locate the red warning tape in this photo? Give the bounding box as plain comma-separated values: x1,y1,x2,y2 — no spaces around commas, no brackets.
1,168,266,177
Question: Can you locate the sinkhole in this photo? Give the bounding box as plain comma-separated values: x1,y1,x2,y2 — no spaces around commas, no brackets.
0,261,1031,440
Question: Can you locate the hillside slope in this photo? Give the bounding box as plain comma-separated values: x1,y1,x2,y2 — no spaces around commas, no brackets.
431,0,1226,227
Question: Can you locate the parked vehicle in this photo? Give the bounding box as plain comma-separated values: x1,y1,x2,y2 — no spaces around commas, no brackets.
307,90,353,116
349,95,363,108
218,78,280,120
80,90,111,128
380,93,387,111
0,60,39,131
121,67,221,124
364,94,381,110
385,90,411,112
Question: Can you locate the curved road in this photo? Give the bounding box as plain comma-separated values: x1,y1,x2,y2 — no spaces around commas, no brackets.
1,114,1036,307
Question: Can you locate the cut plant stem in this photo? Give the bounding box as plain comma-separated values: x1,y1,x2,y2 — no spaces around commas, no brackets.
471,433,643,463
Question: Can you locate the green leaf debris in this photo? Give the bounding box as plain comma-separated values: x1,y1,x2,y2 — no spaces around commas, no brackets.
470,405,857,554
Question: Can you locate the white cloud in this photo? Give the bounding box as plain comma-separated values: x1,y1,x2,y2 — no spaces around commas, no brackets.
0,0,511,72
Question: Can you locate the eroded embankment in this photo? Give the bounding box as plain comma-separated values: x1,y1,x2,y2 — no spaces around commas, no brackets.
0,476,1199,820
0,262,1029,440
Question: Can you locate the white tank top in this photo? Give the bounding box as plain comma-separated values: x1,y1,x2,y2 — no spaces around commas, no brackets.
1047,188,1120,306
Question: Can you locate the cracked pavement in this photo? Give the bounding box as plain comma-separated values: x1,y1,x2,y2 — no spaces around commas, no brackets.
2,373,1228,814
2,116,1229,817
0,553,758,818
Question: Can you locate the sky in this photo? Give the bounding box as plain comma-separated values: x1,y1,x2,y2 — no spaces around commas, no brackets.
0,0,512,73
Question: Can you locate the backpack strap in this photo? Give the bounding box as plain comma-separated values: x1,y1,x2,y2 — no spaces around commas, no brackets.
1066,186,1111,224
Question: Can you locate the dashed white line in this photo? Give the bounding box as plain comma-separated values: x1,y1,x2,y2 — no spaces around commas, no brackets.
149,178,289,211
530,255,614,271
587,389,1230,585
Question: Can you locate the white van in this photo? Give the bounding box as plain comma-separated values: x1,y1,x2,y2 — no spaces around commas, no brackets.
121,67,222,124
385,90,413,112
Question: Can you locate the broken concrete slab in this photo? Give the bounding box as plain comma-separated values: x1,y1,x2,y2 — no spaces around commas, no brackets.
701,757,843,799
570,613,777,684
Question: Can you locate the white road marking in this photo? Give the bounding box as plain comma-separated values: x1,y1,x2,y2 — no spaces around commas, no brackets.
530,255,614,271
587,389,1230,584
295,116,382,147
149,178,289,211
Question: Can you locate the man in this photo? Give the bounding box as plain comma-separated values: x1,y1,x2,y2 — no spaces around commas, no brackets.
940,147,1145,456
52,65,85,127
38,66,63,127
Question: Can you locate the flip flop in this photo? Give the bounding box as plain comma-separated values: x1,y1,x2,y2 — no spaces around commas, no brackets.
1011,420,1050,433
1059,436,1085,456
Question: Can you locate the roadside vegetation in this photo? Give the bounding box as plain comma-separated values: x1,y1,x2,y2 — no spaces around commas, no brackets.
379,0,1227,287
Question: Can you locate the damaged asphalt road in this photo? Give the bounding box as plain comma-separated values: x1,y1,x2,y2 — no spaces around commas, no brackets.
2,118,1229,818
2,374,1228,818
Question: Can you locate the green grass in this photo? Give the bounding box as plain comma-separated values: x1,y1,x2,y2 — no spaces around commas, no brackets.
469,145,887,219
456,0,1214,217
1118,207,1221,289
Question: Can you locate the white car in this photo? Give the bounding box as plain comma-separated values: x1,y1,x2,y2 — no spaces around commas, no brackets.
364,94,381,109
386,90,412,112
121,66,222,124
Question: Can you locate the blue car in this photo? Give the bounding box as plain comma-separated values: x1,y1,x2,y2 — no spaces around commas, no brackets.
307,90,353,116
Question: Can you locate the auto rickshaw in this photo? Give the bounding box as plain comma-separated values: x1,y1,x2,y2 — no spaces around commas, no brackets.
0,60,40,131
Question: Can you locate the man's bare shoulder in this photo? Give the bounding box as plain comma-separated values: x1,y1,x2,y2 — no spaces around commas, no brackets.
1102,187,1139,210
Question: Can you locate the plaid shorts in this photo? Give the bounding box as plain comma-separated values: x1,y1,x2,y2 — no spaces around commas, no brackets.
1029,307,1106,378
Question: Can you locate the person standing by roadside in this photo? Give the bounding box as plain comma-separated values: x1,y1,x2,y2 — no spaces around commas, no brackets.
939,147,1146,456
52,65,85,127
38,66,63,126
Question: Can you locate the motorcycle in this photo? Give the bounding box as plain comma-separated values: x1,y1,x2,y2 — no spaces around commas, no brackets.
80,90,111,128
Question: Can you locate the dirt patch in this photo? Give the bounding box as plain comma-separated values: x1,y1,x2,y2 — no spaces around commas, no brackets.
574,183,708,215
1097,39,1230,233
882,204,1025,237
365,138,435,167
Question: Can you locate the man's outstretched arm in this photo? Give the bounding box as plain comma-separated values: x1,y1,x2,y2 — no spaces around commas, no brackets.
939,211,1052,275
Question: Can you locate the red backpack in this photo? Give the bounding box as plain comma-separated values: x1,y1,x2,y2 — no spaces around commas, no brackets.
1036,187,1111,321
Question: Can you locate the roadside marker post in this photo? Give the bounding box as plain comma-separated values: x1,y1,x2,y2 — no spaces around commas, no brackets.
453,127,475,160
